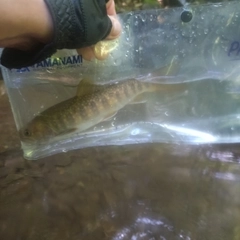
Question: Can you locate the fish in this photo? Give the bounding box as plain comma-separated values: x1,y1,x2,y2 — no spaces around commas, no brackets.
19,76,186,144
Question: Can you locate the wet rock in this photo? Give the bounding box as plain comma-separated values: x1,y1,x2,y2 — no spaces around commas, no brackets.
0,168,8,178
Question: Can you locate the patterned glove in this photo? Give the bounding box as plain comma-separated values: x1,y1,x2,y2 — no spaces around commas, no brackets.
0,0,112,69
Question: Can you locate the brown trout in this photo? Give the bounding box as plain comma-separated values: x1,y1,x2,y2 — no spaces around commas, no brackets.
19,78,185,144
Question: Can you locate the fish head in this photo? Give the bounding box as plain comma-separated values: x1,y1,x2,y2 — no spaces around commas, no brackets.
19,116,55,144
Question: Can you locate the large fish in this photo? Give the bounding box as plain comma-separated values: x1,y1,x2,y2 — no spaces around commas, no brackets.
19,77,186,144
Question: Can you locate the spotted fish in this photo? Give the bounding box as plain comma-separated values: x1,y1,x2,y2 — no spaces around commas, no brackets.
19,76,185,144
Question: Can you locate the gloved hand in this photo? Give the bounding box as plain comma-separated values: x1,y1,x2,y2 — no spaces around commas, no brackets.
1,0,112,69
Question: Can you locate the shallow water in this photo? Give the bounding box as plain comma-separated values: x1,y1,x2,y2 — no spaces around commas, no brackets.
1,81,240,240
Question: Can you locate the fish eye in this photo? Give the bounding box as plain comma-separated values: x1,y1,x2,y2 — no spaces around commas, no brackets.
24,129,31,137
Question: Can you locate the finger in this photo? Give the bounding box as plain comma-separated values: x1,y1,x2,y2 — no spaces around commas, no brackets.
76,46,95,61
106,1,121,40
106,15,121,40
106,0,117,16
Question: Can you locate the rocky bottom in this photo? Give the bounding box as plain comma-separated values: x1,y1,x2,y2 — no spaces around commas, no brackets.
1,81,240,240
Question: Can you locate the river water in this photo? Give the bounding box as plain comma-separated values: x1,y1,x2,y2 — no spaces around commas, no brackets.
1,80,240,240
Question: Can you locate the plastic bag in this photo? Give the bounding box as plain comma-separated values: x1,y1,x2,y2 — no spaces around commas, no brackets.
2,1,240,160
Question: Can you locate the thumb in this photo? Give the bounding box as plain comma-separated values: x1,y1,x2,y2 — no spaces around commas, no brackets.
106,15,121,40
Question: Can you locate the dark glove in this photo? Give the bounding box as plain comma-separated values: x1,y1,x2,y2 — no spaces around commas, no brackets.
0,0,112,69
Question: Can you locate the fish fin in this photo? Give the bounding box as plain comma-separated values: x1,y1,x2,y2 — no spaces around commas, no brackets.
129,93,147,104
76,78,105,97
103,111,118,121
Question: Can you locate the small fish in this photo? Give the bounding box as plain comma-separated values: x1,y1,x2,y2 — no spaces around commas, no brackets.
19,77,186,144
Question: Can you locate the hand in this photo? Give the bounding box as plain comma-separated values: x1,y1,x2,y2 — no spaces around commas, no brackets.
0,0,122,69
77,0,121,61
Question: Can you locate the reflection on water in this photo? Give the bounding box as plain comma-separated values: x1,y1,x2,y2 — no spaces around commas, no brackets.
1,143,240,240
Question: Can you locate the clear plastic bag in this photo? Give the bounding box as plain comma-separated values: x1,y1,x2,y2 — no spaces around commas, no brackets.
2,1,240,160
